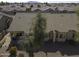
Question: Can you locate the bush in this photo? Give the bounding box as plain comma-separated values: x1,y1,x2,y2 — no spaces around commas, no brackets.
9,46,17,57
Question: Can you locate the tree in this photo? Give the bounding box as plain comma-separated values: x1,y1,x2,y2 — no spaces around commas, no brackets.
37,4,41,8
33,13,47,48
76,9,79,16
75,9,79,42
0,1,5,5
5,2,10,5
26,7,31,12
21,3,24,7
45,2,51,7
30,5,33,8
25,13,47,57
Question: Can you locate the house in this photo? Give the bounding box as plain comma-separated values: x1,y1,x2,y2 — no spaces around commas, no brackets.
66,30,76,40
0,15,7,32
0,14,13,40
0,14,13,32
48,30,76,42
32,9,42,12
8,13,79,42
43,8,54,13
2,11,16,15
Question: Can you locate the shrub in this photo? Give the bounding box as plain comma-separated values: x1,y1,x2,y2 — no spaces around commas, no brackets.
9,46,17,57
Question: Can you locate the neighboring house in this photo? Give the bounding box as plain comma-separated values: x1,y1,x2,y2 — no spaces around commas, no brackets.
0,15,7,32
0,14,13,32
32,9,42,12
1,11,16,15
0,14,13,41
0,3,78,13
43,8,54,13
8,13,79,42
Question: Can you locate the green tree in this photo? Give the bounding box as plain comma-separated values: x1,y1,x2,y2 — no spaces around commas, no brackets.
21,3,24,7
0,1,5,5
33,13,47,48
76,9,79,16
5,2,9,5
30,5,33,8
45,2,51,7
75,9,79,42
37,4,41,8
26,13,47,57
26,7,31,12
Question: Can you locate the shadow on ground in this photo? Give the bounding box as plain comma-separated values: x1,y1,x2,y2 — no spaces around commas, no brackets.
40,40,79,56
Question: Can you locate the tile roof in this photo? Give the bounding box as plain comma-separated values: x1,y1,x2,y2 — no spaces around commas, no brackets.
8,13,79,33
